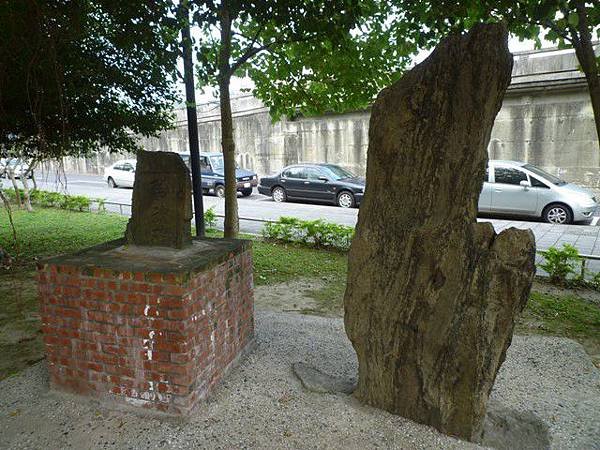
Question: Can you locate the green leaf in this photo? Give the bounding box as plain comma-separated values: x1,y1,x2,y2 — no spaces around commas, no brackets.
567,12,579,28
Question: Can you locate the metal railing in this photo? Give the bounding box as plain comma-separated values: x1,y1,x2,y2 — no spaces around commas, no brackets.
96,199,276,225
576,253,600,278
94,199,600,272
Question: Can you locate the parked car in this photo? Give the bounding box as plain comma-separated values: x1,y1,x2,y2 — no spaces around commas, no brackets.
104,159,136,188
179,152,258,197
480,160,597,224
258,163,365,208
1,158,33,179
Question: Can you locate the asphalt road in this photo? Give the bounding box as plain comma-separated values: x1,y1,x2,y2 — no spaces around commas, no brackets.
2,172,359,234
3,172,598,237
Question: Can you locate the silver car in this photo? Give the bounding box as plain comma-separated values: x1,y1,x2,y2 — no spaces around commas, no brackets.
479,160,597,224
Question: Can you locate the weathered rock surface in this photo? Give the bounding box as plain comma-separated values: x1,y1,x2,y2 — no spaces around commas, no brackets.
343,24,536,441
126,151,192,249
292,362,355,394
482,401,551,450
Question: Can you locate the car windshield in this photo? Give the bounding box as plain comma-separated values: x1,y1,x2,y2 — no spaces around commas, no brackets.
209,155,238,172
320,165,356,181
210,155,224,172
523,164,567,186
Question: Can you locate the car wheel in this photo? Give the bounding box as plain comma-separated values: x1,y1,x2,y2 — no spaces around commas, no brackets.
241,188,253,197
107,177,117,188
215,184,225,198
272,186,287,203
337,191,355,208
543,203,573,224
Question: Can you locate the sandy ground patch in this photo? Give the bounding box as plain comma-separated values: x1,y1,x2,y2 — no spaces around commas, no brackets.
0,310,598,449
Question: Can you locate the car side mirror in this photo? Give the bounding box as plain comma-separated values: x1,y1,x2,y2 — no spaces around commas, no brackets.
520,180,530,189
318,176,328,182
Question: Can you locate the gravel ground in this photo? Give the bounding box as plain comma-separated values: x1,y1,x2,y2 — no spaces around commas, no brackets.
0,310,598,450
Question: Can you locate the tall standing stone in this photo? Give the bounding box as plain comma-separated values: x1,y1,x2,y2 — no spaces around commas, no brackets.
343,24,536,441
126,151,192,249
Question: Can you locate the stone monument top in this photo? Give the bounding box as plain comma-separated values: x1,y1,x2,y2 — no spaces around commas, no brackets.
125,150,192,249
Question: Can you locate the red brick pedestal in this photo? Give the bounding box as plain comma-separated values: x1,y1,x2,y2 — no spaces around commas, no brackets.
37,238,254,415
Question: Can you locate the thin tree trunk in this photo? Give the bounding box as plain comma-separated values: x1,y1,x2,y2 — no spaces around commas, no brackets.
0,188,18,255
573,1,600,150
6,168,22,208
31,168,38,191
218,2,239,238
20,174,33,212
21,158,37,212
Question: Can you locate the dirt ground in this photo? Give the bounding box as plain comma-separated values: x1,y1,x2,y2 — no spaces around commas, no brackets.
1,310,598,449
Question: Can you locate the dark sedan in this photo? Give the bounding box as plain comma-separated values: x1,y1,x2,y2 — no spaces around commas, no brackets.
179,152,258,197
258,163,365,208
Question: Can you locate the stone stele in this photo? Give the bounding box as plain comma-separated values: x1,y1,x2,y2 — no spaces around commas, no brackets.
343,24,536,441
126,151,192,249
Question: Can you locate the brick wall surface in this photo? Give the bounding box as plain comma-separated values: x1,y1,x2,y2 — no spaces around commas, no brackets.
37,248,254,415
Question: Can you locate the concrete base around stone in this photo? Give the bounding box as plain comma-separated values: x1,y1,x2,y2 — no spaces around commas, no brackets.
37,237,255,415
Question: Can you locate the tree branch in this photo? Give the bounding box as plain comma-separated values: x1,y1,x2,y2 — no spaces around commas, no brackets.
542,18,573,43
230,33,318,75
230,40,277,73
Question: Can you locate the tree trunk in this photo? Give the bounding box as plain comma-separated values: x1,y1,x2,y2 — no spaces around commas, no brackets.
21,159,37,212
6,169,22,208
20,173,33,212
0,188,18,256
572,1,600,150
343,24,536,442
218,2,239,238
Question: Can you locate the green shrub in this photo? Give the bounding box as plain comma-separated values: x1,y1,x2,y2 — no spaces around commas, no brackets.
38,191,63,208
62,195,90,211
3,188,23,203
263,216,354,251
2,189,91,212
204,206,217,230
539,244,581,284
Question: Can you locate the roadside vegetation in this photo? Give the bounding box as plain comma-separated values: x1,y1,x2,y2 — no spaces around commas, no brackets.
1,207,598,379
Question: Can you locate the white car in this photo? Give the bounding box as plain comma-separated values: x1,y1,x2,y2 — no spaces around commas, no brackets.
104,160,136,188
479,160,598,224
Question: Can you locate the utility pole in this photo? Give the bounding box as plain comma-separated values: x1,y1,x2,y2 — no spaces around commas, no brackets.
180,0,205,237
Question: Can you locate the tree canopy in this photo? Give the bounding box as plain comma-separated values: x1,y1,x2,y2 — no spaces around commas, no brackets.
229,1,600,130
191,1,411,121
0,0,182,160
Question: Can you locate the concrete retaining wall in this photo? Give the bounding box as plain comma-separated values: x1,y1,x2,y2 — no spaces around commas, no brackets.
57,46,600,193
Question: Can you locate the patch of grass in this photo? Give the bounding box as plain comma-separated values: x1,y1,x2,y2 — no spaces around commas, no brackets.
0,207,128,261
252,241,346,286
518,291,600,366
518,291,600,339
205,228,347,287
